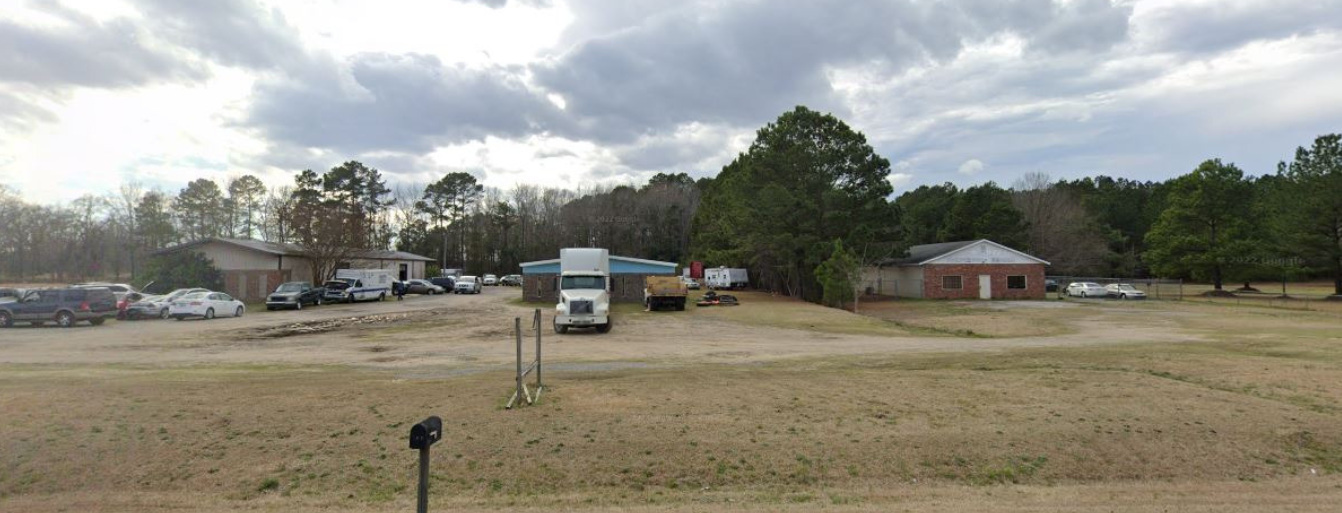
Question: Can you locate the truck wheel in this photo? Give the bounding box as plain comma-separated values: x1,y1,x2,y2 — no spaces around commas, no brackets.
553,317,568,334
596,317,613,334
0,311,12,328
55,311,75,328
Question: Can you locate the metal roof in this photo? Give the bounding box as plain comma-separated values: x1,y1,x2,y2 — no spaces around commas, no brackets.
883,240,977,265
879,239,1049,266
520,254,677,275
156,237,435,262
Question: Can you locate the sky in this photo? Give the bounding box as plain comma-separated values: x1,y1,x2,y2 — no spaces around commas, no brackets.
2,0,1341,205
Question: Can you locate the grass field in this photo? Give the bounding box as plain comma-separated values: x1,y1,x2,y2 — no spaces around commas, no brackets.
3,290,1342,511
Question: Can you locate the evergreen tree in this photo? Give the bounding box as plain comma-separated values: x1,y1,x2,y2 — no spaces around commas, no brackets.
814,239,860,310
690,106,900,302
173,179,225,240
1277,134,1342,296
1144,159,1259,291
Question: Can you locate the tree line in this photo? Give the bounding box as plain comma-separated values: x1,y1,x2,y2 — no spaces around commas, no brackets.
0,164,704,286
2,107,1338,298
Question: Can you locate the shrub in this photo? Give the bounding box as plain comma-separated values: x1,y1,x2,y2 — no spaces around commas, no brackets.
140,251,224,292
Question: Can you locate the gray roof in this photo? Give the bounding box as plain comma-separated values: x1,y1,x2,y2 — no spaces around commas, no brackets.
881,240,977,266
157,237,434,262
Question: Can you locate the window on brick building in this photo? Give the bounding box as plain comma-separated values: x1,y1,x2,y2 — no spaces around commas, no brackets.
942,275,962,290
1007,275,1026,289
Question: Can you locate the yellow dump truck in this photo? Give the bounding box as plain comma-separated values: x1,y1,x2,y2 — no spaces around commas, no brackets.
644,276,688,311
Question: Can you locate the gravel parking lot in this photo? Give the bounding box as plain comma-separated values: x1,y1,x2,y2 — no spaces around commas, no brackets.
0,286,1223,374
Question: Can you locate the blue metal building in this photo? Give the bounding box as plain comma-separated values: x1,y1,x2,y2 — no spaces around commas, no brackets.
520,254,678,302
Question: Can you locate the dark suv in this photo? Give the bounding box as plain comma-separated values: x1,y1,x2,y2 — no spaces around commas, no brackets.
0,287,118,327
266,282,325,310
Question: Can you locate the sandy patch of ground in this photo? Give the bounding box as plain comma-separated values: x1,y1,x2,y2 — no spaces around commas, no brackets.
4,288,1342,511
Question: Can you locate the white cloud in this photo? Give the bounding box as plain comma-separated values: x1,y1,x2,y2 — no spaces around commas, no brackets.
887,172,913,191
3,0,1342,205
957,159,985,176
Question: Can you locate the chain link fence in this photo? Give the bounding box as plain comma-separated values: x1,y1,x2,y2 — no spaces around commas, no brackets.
1049,276,1342,313
1046,276,1184,300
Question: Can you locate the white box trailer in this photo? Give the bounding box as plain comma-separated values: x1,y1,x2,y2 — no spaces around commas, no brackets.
705,267,749,289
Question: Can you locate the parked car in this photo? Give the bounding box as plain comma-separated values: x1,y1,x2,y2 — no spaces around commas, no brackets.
1105,283,1147,300
169,291,245,320
404,279,445,295
483,274,498,286
72,282,139,302
454,276,482,294
0,287,118,327
115,292,146,320
124,288,209,320
267,281,324,310
429,277,456,290
680,277,701,290
1066,282,1108,298
499,274,522,286
1045,279,1059,292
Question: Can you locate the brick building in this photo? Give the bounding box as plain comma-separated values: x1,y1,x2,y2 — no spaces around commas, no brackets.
519,254,678,303
863,240,1048,299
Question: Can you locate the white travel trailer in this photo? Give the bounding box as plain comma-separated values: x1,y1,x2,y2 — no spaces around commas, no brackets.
704,267,749,289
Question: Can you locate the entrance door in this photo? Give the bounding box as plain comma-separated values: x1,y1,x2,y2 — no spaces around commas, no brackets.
399,264,408,281
979,275,992,299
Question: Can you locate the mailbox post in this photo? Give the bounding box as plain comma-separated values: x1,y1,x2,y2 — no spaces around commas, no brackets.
408,416,442,513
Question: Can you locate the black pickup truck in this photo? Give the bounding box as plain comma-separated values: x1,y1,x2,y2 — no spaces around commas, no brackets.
0,287,118,327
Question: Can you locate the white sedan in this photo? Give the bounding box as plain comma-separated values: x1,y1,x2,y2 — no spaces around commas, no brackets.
1106,283,1148,300
1066,282,1109,298
170,291,245,320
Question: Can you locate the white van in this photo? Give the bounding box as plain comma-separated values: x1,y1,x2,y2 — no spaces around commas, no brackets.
324,268,396,303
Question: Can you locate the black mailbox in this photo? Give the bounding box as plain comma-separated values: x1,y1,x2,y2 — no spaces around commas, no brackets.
409,416,442,450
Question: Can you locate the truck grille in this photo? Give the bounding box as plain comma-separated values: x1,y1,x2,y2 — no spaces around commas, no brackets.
570,300,593,315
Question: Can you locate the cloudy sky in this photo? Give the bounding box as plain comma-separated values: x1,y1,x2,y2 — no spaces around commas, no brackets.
2,0,1341,204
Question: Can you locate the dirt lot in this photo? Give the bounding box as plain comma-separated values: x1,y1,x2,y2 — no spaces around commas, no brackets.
3,287,1342,512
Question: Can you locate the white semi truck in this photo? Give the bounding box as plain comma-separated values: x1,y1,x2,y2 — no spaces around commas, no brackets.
553,248,612,334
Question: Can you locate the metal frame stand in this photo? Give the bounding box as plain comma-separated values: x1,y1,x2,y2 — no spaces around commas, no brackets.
506,309,543,409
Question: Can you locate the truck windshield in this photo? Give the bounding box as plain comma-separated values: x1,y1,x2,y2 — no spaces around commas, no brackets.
561,276,606,290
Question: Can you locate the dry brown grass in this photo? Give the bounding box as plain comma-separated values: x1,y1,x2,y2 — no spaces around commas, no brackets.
684,291,924,337
4,293,1342,511
851,296,1093,337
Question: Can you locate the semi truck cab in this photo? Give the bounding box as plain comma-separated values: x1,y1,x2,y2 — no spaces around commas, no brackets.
553,248,612,334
